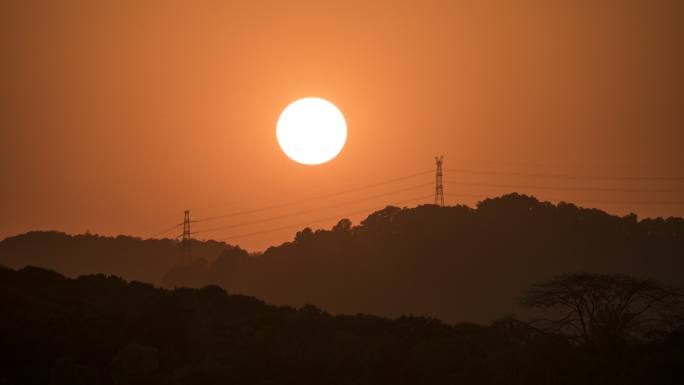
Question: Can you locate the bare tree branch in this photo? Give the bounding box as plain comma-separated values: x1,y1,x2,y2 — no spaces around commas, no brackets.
520,272,684,346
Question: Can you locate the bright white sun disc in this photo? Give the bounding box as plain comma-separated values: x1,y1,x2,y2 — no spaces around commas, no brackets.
276,98,347,165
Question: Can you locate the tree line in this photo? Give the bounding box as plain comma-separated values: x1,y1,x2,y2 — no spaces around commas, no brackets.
2,193,683,323
1,265,683,385
163,194,684,322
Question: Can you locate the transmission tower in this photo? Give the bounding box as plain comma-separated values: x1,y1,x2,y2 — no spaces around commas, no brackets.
181,210,191,265
434,156,444,206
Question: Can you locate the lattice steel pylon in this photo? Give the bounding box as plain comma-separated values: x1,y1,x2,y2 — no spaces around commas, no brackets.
181,210,191,265
434,156,444,206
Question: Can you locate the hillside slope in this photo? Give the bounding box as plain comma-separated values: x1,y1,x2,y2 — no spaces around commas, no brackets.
164,194,684,322
0,232,235,285
2,193,683,322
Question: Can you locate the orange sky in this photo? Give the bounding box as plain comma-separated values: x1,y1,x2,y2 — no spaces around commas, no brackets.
2,0,683,251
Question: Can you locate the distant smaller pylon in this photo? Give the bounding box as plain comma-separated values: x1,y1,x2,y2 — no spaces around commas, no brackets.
434,156,444,206
181,210,191,265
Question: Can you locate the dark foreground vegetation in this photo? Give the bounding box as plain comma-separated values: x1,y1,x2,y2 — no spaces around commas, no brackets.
1,266,683,385
2,194,683,323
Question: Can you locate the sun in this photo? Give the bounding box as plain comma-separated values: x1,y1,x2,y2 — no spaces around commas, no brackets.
276,98,347,165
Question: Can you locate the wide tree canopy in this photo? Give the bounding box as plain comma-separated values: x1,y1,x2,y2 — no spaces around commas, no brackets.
521,273,684,346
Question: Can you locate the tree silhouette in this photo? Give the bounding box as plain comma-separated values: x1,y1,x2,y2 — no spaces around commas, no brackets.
521,272,684,346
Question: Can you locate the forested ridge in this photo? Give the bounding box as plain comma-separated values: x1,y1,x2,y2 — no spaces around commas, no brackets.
2,193,683,322
1,266,683,385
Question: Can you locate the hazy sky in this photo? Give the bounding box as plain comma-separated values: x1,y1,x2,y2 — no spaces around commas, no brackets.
2,0,683,250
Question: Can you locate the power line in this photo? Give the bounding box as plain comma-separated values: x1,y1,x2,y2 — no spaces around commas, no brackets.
445,180,684,194
217,194,434,241
569,199,684,206
193,169,433,223
445,193,488,199
149,223,182,239
150,166,684,240
445,193,684,205
150,170,431,238
194,182,434,236
214,192,684,242
446,167,684,182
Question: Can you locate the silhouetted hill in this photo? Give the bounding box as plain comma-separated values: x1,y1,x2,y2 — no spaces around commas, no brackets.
1,266,682,385
0,231,238,285
164,194,684,322
2,194,683,323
